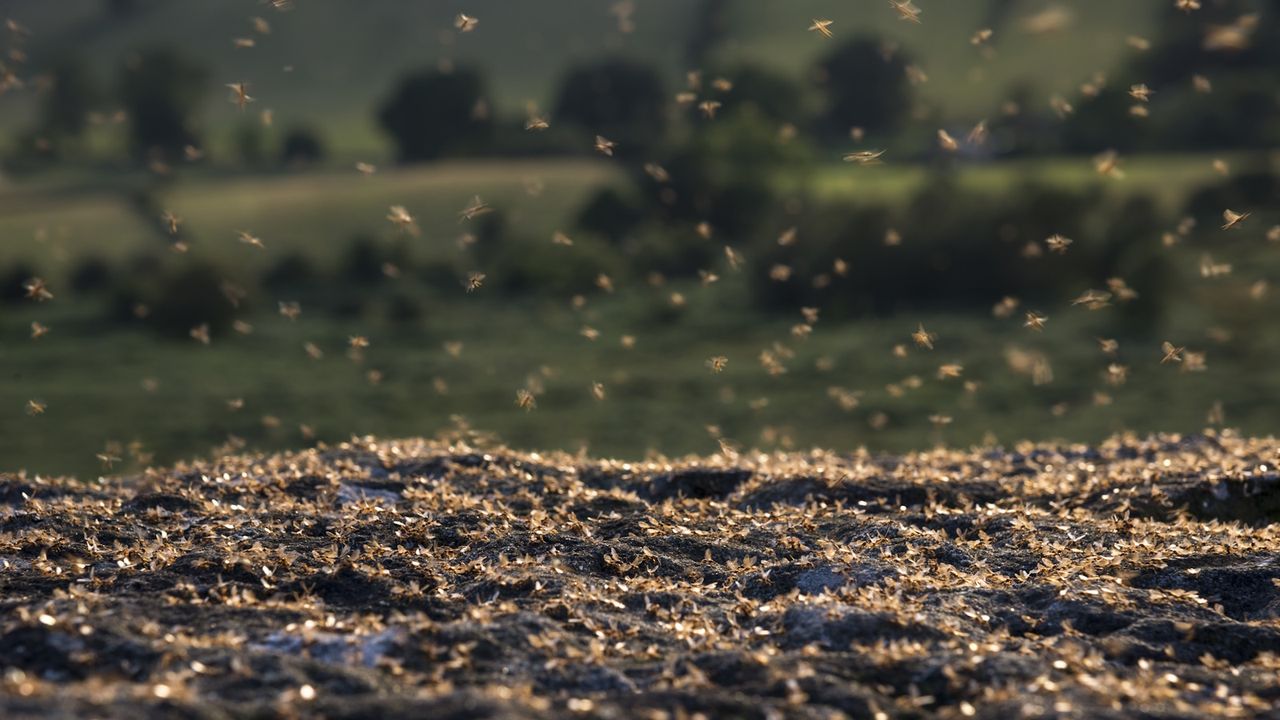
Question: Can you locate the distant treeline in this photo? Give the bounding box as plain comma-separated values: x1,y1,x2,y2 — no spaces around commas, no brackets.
11,1,1280,169
3,168,1273,341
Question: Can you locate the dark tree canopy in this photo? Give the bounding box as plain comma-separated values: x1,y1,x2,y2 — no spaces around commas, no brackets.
715,64,804,125
281,127,325,165
816,37,912,137
377,67,492,163
553,58,667,152
118,48,208,160
41,57,97,139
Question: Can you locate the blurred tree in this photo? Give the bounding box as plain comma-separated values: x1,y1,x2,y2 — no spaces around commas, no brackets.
69,257,114,295
553,58,667,153
105,0,142,17
577,187,647,244
715,64,805,125
0,262,41,305
146,262,238,340
1061,86,1144,153
233,121,269,168
118,48,208,161
686,0,732,67
816,37,912,138
281,127,325,165
1128,0,1280,149
377,67,492,162
40,56,97,142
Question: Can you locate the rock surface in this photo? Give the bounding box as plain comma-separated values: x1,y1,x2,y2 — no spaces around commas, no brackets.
2,431,1280,718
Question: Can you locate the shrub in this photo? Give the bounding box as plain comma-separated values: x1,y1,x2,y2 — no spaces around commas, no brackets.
377,67,492,162
553,58,668,154
281,127,325,165
146,262,239,340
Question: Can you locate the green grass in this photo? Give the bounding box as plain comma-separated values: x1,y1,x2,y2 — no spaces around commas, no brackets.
5,263,1278,478
0,159,618,281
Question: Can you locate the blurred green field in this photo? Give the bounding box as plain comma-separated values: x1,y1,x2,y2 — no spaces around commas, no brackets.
3,152,1278,477
0,153,1251,280
5,273,1272,478
1,0,1167,157
0,159,616,278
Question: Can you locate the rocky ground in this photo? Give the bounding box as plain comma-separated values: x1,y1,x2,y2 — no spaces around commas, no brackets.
2,430,1280,719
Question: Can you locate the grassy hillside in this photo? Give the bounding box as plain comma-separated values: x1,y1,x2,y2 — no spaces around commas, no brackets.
0,159,617,277
1,0,1166,157
0,153,1244,281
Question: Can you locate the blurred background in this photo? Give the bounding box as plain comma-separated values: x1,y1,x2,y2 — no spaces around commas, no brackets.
0,0,1278,476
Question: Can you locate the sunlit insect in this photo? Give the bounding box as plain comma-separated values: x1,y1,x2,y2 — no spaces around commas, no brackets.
1045,234,1073,254
190,324,211,345
843,150,886,165
591,382,606,401
937,363,963,379
1094,149,1123,178
278,301,302,320
1072,289,1111,309
890,0,922,24
967,120,988,145
643,163,670,182
26,399,46,416
971,28,993,45
455,13,479,32
466,272,486,292
698,100,722,119
525,113,549,132
226,82,254,110
460,196,492,221
937,129,959,152
594,135,616,156
356,161,377,176
161,211,182,235
30,321,49,339
1161,341,1184,364
808,19,834,38
386,205,418,235
237,230,265,249
993,296,1019,318
1024,311,1047,331
1177,0,1201,11
707,356,728,373
23,277,53,302
1106,363,1128,386
516,389,536,411
1221,208,1249,230
1097,338,1119,355
1128,84,1153,102
911,323,935,350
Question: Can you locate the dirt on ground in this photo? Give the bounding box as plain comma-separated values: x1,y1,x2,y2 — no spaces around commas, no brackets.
2,430,1280,719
